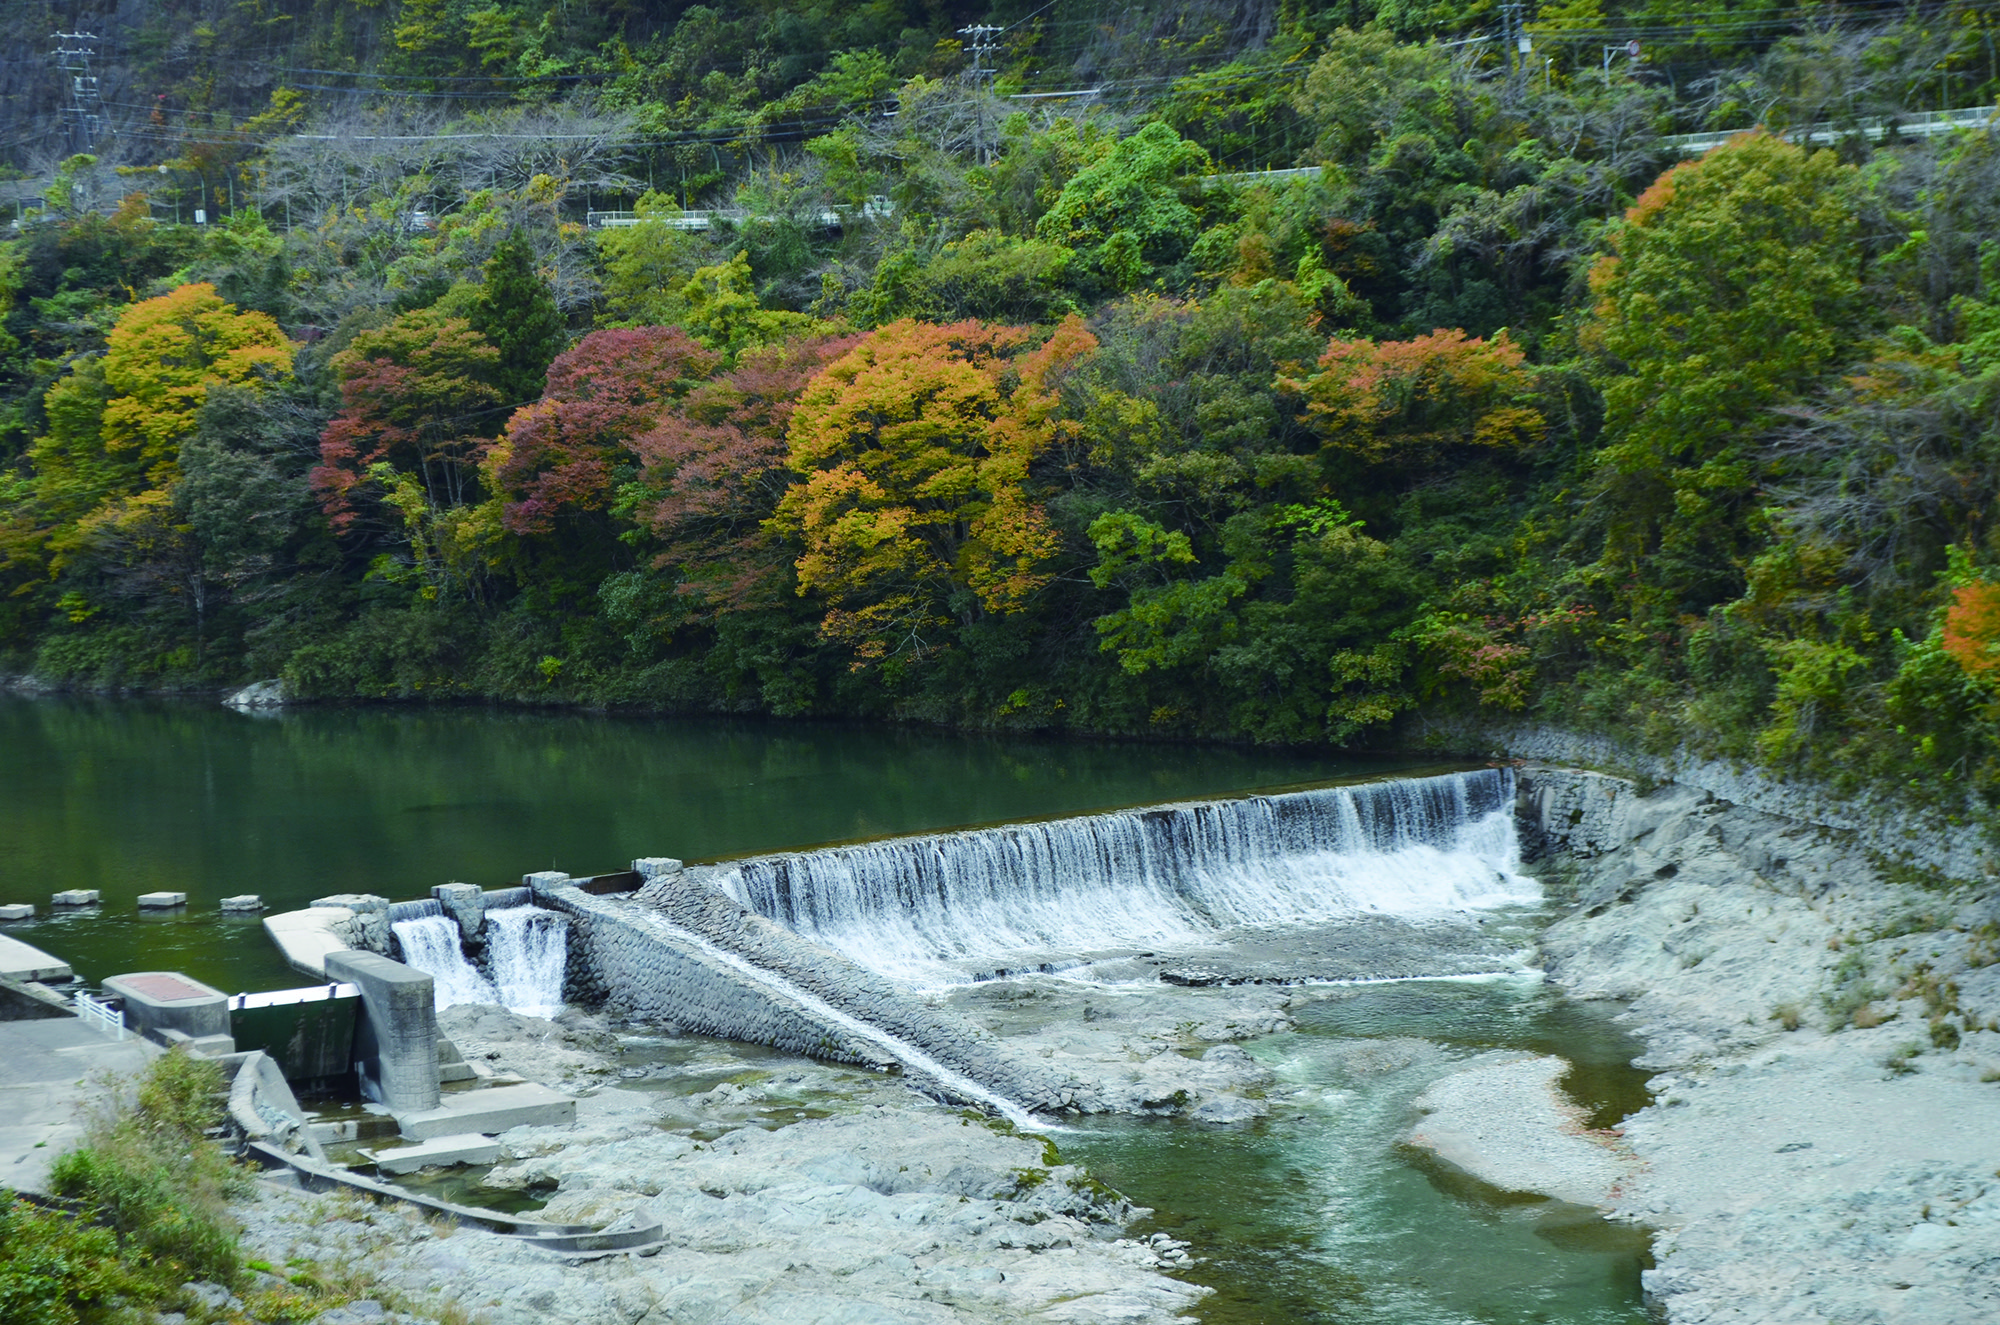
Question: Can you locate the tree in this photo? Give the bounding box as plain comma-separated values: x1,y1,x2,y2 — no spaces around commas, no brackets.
311,307,503,534
626,332,865,612
1036,123,1211,294
769,316,1096,664
1281,328,1544,467
485,326,718,537
1585,133,1865,619
469,230,565,404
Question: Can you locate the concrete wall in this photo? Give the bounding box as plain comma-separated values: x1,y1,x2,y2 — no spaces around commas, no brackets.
325,951,439,1113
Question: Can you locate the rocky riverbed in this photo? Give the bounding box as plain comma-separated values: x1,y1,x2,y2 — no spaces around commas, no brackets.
1524,768,2000,1324
211,762,2000,1325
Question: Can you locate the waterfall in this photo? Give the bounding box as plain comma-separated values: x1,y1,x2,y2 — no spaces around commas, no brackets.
390,905,500,1010
486,904,570,1019
719,768,1534,985
390,899,569,1017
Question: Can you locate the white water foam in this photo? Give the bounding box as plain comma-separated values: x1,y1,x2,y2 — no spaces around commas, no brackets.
487,904,570,1018
720,768,1536,986
391,909,500,1010
630,908,1048,1130
391,902,569,1017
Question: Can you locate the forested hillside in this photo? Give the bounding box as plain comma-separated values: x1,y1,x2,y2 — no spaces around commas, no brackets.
4,2,2000,819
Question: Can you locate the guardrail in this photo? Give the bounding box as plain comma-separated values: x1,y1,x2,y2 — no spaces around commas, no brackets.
1664,104,1996,155
73,989,125,1038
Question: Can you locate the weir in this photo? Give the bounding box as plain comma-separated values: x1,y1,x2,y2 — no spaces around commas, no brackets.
716,768,1529,985
388,898,569,1017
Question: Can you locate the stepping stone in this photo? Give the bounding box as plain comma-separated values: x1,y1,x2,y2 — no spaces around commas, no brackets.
364,1132,501,1174
51,890,99,907
219,895,264,912
137,892,187,909
0,904,32,921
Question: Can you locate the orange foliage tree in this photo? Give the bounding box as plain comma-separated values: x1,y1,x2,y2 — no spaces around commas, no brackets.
770,316,1097,663
1943,582,2000,680
1279,327,1543,464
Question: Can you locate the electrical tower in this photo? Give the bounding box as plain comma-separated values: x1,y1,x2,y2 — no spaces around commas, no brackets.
960,22,1002,162
50,30,105,154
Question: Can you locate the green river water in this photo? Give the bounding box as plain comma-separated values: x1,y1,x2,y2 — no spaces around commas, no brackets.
1,695,1651,1323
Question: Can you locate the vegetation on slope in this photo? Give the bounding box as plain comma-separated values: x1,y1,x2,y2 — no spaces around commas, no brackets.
2,4,2000,822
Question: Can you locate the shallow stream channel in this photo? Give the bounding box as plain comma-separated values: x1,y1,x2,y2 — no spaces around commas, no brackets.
7,696,1656,1323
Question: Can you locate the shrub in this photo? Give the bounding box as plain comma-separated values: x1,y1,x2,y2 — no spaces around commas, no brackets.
0,1196,126,1325
47,1049,247,1291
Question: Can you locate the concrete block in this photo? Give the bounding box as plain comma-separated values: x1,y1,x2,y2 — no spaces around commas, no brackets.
633,858,684,878
366,1132,501,1174
392,1082,575,1140
522,871,570,897
432,882,484,939
0,935,72,984
137,892,187,909
104,971,229,1041
263,907,354,978
50,890,99,907
313,894,390,953
0,905,31,921
326,950,439,1114
219,895,264,912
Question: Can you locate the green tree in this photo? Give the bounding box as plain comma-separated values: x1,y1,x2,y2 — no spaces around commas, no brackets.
1585,132,1865,621
470,230,565,405
1036,122,1211,295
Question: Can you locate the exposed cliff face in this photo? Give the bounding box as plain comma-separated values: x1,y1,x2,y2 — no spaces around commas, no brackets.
1519,766,2000,1325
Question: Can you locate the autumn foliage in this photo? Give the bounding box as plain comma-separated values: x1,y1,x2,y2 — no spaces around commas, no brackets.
1943,582,2000,681
1282,328,1542,463
487,327,718,536
771,316,1096,661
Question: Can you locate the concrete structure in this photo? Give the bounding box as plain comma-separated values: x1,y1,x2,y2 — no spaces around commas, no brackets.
0,904,33,920
220,894,264,911
0,933,72,983
137,891,187,908
391,1082,574,1140
366,1132,501,1173
313,893,391,953
433,882,484,939
0,1008,153,1192
634,857,684,879
264,906,355,977
51,889,99,907
104,970,230,1043
325,949,440,1114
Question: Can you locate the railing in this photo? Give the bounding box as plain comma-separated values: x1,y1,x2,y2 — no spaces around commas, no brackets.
73,989,125,1038
1664,104,1997,155
584,196,895,231
229,983,360,1012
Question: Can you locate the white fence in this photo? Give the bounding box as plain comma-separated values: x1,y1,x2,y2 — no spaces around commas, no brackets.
73,989,125,1039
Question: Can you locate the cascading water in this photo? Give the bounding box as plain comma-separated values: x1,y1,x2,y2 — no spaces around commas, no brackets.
390,900,569,1017
719,768,1535,985
486,904,570,1018
390,903,500,1009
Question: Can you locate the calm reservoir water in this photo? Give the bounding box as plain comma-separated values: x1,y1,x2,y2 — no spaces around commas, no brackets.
1,696,1437,992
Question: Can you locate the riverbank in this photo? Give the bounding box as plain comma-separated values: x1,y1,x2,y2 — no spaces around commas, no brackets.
1521,766,2000,1324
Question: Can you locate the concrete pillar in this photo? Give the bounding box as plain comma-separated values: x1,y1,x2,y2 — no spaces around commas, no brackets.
324,950,439,1113
432,882,484,939
633,857,683,879
523,871,570,900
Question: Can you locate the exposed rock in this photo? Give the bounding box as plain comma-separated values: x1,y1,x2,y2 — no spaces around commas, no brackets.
223,679,288,711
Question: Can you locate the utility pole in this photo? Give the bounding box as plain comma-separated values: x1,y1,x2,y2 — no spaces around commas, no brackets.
50,30,105,155
959,22,1001,163
1500,5,1523,80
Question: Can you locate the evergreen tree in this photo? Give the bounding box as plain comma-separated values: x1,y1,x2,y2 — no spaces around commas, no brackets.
471,231,565,405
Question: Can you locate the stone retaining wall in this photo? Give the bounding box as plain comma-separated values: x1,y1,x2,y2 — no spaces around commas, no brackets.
634,870,1083,1114
525,881,899,1072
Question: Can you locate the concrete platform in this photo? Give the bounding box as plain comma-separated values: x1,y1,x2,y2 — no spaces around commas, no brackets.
220,894,264,912
104,971,229,1041
264,907,354,978
0,905,33,921
392,1082,575,1140
51,890,99,907
137,891,187,909
365,1132,501,1174
0,933,72,983
0,1015,153,1192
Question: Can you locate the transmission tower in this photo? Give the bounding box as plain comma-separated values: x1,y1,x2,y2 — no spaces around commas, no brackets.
960,22,1002,162
50,29,106,154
